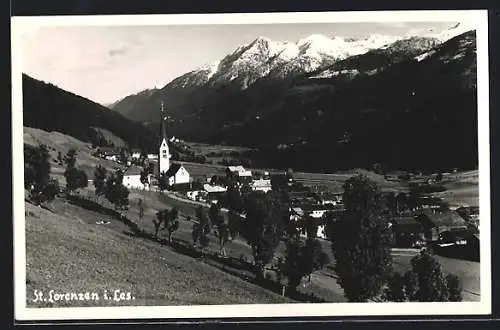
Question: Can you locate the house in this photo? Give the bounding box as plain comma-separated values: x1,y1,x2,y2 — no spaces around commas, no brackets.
251,178,272,193
416,196,448,211
203,183,227,203
416,210,468,241
105,155,118,162
314,192,343,205
147,154,159,160
391,215,426,248
96,147,117,158
122,165,148,190
164,164,190,186
131,149,141,160
226,166,252,179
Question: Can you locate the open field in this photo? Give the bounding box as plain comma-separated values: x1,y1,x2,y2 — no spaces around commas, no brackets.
24,126,126,179
184,142,255,155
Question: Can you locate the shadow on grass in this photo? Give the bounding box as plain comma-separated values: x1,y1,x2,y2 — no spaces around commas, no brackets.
67,194,327,303
434,245,480,262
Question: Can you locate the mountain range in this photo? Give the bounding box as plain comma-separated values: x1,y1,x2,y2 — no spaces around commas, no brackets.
106,25,478,171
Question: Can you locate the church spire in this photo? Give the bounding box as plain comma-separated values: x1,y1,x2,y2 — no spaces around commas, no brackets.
160,101,167,141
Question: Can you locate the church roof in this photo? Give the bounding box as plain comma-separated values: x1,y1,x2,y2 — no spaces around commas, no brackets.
124,165,143,176
164,163,182,177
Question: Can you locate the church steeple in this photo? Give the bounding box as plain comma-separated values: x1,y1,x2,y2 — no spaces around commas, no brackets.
158,101,171,177
160,101,167,141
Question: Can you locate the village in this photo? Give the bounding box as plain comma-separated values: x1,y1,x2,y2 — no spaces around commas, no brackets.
91,104,480,261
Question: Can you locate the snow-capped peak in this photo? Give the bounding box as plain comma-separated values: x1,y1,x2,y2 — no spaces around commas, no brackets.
419,22,476,42
198,60,220,80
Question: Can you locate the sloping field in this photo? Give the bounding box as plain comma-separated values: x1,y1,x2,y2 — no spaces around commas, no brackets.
24,126,125,178
432,170,479,207
25,199,293,307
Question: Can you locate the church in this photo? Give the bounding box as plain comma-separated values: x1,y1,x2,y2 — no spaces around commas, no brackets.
157,102,190,186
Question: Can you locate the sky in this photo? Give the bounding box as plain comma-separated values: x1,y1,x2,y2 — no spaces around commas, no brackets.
21,21,469,105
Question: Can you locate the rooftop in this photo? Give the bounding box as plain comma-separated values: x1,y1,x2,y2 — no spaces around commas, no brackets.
124,165,143,176
418,210,467,228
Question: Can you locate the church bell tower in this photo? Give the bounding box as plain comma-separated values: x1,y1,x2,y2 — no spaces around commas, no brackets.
158,101,171,176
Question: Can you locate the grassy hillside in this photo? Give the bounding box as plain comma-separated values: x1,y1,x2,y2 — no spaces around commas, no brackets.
25,199,294,307
23,126,125,181
22,74,157,152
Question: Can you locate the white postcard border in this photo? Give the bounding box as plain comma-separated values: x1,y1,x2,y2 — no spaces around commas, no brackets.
11,9,491,321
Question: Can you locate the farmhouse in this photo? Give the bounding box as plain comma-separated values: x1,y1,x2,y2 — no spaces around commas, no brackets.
122,165,147,190
416,210,468,241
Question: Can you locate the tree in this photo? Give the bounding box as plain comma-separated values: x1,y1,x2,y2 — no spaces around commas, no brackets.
435,172,444,183
209,204,231,256
158,172,169,192
408,249,450,302
119,148,128,164
64,149,77,169
104,170,129,212
140,169,149,189
226,184,244,213
383,272,407,302
93,165,107,201
64,167,88,195
192,206,212,256
446,274,463,302
63,149,87,195
138,198,145,221
227,209,241,239
162,208,179,244
241,191,288,279
57,151,63,165
24,144,59,204
280,237,330,295
332,174,393,302
383,250,463,302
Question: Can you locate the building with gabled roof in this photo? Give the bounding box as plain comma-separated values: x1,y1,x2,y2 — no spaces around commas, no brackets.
416,210,468,241
122,165,148,190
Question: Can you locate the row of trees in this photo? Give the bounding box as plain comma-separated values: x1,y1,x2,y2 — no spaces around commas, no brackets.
24,145,130,214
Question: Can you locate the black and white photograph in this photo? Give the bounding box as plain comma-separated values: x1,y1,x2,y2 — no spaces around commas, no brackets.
11,10,491,321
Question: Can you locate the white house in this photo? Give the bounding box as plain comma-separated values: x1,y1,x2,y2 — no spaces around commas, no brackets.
105,155,118,162
203,183,227,193
122,166,148,190
251,178,272,193
131,150,141,160
227,165,252,178
164,164,190,186
147,154,158,160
